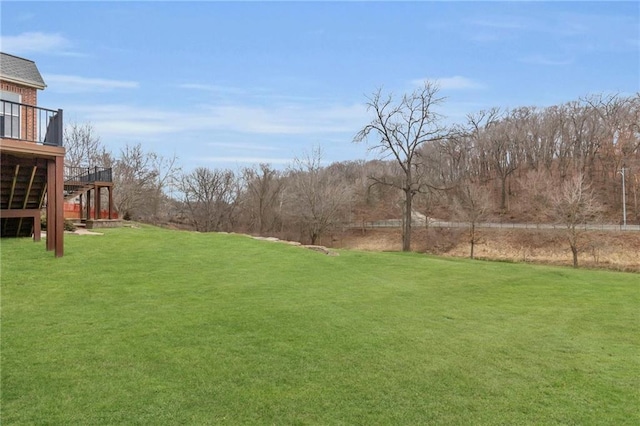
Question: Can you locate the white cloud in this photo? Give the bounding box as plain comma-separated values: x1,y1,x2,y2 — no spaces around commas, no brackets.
43,74,139,93
178,83,249,94
199,156,293,165
202,104,367,134
207,142,279,151
0,32,77,56
412,76,486,90
66,101,368,140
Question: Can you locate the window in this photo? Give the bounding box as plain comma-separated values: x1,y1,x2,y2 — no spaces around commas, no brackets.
1,91,21,138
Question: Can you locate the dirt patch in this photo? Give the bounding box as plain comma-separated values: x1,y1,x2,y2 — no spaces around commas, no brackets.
331,227,640,272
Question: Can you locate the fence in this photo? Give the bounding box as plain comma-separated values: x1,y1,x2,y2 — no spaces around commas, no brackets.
63,203,118,220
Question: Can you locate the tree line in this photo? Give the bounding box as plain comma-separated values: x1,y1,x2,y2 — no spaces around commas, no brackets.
64,85,639,267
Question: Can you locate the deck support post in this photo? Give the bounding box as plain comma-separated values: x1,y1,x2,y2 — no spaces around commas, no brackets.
46,156,64,256
94,184,100,219
108,186,113,219
86,189,91,220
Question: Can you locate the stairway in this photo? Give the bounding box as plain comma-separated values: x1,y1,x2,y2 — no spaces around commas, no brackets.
64,182,94,201
0,155,48,237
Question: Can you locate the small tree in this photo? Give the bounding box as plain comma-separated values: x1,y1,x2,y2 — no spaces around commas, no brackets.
551,174,602,267
454,183,491,259
286,147,351,245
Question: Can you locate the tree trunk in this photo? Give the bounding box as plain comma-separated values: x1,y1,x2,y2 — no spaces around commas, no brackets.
470,223,475,259
500,175,508,213
402,188,412,252
571,245,578,268
257,198,264,235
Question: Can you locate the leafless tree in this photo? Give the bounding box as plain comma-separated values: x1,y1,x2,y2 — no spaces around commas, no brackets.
241,164,285,235
178,167,238,232
465,108,501,184
516,169,553,224
354,82,449,251
454,183,491,259
285,147,351,245
63,122,110,169
113,143,180,221
483,112,521,213
551,174,603,267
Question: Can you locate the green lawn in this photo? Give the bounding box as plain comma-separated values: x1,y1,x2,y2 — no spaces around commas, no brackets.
1,226,638,425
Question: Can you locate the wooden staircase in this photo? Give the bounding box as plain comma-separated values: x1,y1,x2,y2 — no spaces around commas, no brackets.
62,166,115,222
64,182,94,201
0,155,48,237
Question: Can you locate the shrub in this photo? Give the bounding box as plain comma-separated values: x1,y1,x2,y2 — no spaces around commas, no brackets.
64,220,77,232
40,216,77,232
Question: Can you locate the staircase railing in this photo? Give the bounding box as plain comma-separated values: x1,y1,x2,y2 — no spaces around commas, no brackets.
65,166,112,183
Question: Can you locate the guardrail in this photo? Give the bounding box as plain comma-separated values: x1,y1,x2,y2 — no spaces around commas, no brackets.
64,166,113,183
352,220,640,232
1,100,63,146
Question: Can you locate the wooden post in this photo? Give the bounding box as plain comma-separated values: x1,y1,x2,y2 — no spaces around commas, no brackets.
108,186,113,219
79,193,84,221
46,159,55,252
33,213,41,242
45,156,64,256
55,155,64,257
94,184,100,219
86,188,91,220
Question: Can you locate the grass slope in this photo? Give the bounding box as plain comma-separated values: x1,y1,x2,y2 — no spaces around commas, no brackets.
2,226,639,424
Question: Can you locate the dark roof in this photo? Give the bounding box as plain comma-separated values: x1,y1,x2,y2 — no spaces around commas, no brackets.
0,52,46,89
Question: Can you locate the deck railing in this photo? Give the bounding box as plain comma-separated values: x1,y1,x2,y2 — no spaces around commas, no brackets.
0,100,63,146
65,166,113,183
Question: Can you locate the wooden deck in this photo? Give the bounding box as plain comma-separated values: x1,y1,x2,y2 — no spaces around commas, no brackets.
0,139,65,257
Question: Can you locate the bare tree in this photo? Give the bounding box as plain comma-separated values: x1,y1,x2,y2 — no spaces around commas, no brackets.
112,143,180,221
242,164,285,235
516,169,554,224
285,147,351,245
63,122,110,169
484,113,521,213
465,108,501,184
551,174,603,267
354,82,448,251
454,183,491,259
178,167,239,232
146,152,181,221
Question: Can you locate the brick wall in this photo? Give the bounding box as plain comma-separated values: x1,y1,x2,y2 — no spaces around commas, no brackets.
1,80,39,141
0,81,37,105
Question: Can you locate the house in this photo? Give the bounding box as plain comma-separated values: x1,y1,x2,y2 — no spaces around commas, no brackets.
0,52,65,257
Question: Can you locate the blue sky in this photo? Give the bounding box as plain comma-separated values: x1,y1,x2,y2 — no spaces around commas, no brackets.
2,1,638,171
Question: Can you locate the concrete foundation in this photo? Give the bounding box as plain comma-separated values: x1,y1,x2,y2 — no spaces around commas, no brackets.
86,219,123,229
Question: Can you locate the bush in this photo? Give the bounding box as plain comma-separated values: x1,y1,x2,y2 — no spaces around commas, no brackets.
40,216,77,232
64,220,77,232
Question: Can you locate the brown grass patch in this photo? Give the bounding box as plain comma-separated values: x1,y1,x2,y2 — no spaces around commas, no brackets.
331,227,640,272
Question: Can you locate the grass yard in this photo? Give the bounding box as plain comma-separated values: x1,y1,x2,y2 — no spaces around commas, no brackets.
1,226,639,424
